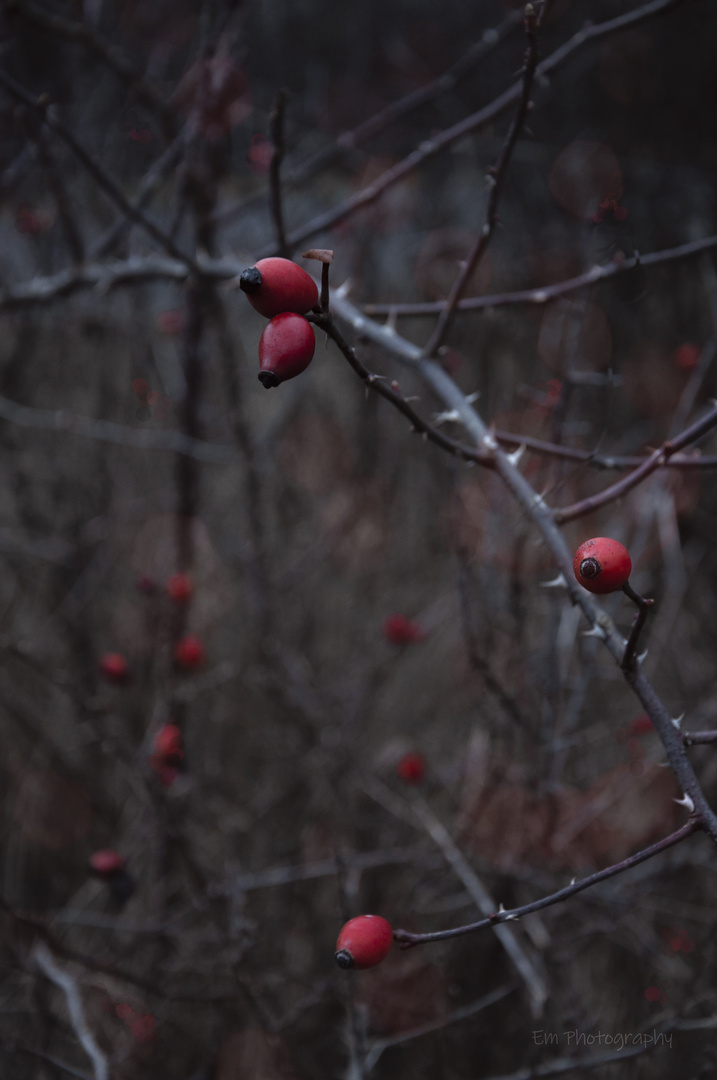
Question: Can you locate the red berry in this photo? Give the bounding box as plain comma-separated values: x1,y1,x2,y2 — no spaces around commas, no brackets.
99,652,130,684
89,849,125,878
153,723,183,765
572,537,632,594
258,312,315,388
383,614,425,644
165,573,192,603
675,343,700,371
174,634,205,670
396,751,426,783
239,257,318,319
629,714,653,736
335,915,393,970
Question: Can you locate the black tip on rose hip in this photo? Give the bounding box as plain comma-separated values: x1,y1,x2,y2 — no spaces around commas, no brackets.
258,371,281,389
334,949,354,970
579,557,602,580
239,266,262,294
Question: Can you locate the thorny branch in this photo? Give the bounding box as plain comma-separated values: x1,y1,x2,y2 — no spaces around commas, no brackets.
393,820,700,947
422,2,542,358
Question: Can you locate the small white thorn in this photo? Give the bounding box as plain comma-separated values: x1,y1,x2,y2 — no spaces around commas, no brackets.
433,408,461,425
637,649,648,664
656,760,671,768
541,573,567,589
465,392,480,405
671,714,684,730
335,278,353,298
506,444,526,467
674,793,695,813
482,431,498,451
583,625,606,639
570,878,576,886
384,310,397,334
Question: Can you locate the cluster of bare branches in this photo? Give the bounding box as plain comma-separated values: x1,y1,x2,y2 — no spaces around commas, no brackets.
1,0,717,1078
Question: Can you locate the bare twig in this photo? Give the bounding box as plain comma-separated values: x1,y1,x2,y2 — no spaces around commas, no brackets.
553,401,717,523
258,0,693,256
409,794,549,1016
363,233,717,317
0,393,239,462
621,582,654,671
0,71,196,270
33,942,109,1080
363,984,517,1073
306,311,494,467
329,288,717,845
422,3,541,357
12,0,177,136
268,89,289,257
393,820,700,947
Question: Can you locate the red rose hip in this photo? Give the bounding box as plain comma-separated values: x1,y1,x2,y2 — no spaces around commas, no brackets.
573,537,632,594
165,573,192,603
258,312,315,388
175,634,204,669
89,849,125,878
239,257,318,319
396,751,426,784
99,652,130,684
153,723,184,765
335,915,393,970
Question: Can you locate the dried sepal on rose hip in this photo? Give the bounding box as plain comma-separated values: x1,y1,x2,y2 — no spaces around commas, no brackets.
258,312,315,388
335,915,393,970
573,537,632,594
239,257,319,319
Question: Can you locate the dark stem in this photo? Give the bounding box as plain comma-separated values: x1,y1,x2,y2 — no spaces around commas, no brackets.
393,819,700,947
621,581,655,671
269,89,289,257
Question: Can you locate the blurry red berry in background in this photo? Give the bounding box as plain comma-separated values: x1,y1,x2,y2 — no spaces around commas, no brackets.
99,652,130,684
396,751,426,783
675,343,701,371
644,986,662,1002
629,714,653,736
89,849,125,878
154,723,183,764
383,614,425,644
174,634,205,670
157,309,184,335
132,378,148,400
166,573,193,603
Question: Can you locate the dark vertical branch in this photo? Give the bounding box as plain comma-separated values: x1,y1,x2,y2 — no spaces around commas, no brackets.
269,89,290,258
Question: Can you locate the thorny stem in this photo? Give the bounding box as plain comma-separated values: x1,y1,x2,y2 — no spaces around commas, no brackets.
621,581,654,671
393,819,701,947
329,287,717,847
422,2,541,358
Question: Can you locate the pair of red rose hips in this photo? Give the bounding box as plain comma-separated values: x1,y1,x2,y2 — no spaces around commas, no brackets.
239,257,318,388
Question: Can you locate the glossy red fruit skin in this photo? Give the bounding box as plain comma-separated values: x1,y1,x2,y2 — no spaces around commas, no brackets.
396,751,426,783
573,537,632,594
335,915,393,970
154,723,183,764
258,313,315,388
99,652,129,684
90,849,125,877
174,634,204,669
240,257,318,319
166,573,192,603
